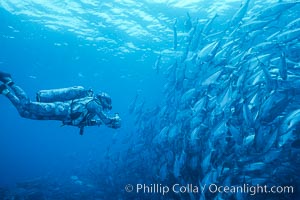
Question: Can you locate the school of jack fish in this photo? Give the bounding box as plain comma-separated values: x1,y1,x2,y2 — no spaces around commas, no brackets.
98,1,300,199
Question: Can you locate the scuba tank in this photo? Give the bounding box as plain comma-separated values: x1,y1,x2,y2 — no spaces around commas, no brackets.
36,86,92,102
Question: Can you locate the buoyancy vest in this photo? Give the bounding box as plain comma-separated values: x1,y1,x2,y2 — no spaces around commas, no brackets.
66,97,103,127
67,97,94,126
62,97,103,135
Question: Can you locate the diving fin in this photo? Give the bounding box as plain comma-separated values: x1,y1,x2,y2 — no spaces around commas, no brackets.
0,71,12,83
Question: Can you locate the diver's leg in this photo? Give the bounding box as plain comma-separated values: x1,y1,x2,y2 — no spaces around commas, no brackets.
0,84,33,119
8,82,30,103
1,85,69,120
0,72,29,103
23,101,70,120
0,84,31,119
0,84,22,108
0,80,33,119
9,84,69,120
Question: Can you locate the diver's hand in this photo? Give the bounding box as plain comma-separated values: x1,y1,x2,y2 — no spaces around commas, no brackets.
109,113,121,129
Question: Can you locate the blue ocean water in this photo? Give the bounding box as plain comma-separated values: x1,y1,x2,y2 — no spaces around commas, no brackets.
0,0,300,199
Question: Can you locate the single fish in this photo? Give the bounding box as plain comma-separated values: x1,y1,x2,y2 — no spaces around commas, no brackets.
173,18,178,50
153,53,162,74
229,0,251,28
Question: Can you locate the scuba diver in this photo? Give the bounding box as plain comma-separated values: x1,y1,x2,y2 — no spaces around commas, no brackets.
0,71,121,135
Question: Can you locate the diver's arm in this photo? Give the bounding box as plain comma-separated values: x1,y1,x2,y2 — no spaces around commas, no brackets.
87,100,121,128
